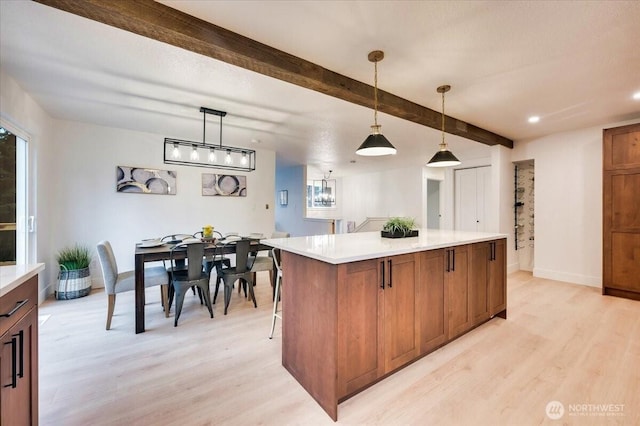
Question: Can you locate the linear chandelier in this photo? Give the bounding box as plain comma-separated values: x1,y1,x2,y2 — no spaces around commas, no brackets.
164,107,256,172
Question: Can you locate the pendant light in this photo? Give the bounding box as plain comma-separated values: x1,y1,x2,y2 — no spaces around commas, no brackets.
356,50,397,156
426,85,461,167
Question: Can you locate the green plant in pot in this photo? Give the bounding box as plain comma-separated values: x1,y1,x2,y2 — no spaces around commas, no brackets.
56,244,93,300
382,217,418,238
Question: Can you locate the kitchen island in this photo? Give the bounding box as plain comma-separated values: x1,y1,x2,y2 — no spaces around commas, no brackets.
263,230,507,421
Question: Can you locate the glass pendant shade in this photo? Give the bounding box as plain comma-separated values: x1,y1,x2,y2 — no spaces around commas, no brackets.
426,149,461,167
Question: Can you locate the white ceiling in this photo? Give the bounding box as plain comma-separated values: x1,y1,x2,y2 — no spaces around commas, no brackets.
1,1,639,177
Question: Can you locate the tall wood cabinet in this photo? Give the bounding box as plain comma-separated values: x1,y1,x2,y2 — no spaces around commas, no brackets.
603,123,640,301
446,245,471,339
0,274,39,426
417,249,447,354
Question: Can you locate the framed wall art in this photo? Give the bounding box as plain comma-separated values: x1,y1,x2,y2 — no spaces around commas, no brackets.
202,173,247,197
116,166,176,195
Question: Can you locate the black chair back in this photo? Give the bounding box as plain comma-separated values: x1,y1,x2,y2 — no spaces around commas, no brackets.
234,239,252,273
170,242,205,280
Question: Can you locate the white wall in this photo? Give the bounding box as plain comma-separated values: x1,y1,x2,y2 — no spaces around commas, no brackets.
0,70,56,302
342,166,423,228
46,120,275,291
511,118,640,287
1,70,277,296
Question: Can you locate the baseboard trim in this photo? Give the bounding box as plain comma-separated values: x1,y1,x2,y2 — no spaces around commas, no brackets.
507,262,520,274
533,267,601,288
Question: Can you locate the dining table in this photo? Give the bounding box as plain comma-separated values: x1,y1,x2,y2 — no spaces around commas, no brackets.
134,238,274,333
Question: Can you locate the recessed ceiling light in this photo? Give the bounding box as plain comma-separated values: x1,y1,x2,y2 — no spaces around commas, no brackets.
633,91,640,100
528,116,540,124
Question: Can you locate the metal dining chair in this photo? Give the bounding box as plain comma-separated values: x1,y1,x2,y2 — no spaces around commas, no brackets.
162,233,199,312
169,241,214,326
214,238,256,315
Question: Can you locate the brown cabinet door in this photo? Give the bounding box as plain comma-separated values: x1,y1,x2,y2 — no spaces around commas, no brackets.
469,242,490,324
447,245,471,339
417,249,447,354
337,259,384,397
603,123,640,299
489,239,507,317
1,307,37,426
383,253,419,372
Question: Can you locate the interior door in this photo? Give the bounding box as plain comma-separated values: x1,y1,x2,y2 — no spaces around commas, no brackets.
454,166,491,232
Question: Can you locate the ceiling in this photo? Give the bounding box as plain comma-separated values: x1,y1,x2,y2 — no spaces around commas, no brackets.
1,1,639,177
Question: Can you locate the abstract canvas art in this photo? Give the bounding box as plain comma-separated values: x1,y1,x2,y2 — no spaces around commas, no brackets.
116,166,176,195
202,173,247,196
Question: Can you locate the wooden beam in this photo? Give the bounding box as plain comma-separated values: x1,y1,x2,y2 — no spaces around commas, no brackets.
33,0,513,148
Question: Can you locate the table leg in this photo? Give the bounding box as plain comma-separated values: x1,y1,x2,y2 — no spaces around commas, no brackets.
135,253,146,333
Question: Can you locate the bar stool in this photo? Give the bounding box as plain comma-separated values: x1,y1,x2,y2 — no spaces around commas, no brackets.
269,248,283,339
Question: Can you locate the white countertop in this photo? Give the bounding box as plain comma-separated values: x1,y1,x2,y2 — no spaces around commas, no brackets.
0,263,45,297
262,229,507,264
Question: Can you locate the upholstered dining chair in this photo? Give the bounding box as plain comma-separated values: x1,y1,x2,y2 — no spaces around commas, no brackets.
169,241,214,326
249,231,290,293
269,248,283,339
97,240,169,330
214,238,256,315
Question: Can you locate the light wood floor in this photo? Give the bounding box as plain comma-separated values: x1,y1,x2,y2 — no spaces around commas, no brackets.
38,271,639,425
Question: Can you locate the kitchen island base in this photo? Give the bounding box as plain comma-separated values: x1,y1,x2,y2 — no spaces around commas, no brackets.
280,237,507,421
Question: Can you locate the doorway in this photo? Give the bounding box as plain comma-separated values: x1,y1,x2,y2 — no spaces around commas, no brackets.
0,127,28,265
426,179,441,229
514,160,535,271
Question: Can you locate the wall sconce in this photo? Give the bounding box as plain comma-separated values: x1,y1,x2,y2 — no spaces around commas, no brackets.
279,190,288,206
164,107,256,172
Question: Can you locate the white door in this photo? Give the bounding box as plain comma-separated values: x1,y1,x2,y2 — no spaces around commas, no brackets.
454,166,491,232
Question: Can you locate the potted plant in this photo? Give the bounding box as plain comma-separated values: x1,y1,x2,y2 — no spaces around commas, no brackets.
381,217,419,238
56,244,92,300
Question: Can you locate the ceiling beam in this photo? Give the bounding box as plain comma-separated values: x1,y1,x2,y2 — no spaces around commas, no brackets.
34,0,513,148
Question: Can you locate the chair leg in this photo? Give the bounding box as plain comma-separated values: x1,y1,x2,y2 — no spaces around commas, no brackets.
224,278,233,315
167,285,175,314
106,294,116,330
196,286,204,305
269,276,281,339
247,276,257,309
161,285,169,318
174,284,187,327
213,275,222,304
200,283,214,319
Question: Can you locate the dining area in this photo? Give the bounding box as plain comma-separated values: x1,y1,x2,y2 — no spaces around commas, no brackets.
96,229,288,333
